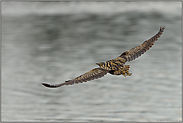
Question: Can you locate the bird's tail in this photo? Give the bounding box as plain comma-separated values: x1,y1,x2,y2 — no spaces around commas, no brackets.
42,82,66,88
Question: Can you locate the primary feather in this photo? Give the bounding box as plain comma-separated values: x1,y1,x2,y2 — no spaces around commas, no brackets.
42,68,108,88
119,27,165,62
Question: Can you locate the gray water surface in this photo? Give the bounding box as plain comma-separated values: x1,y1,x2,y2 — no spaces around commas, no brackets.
2,2,182,122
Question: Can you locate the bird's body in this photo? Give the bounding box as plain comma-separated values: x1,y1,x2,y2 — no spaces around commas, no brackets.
97,58,131,76
42,27,165,88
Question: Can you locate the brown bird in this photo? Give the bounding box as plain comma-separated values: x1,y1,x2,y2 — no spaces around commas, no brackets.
42,27,165,88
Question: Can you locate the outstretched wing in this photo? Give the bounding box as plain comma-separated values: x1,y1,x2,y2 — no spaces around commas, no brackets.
42,68,108,88
119,26,165,62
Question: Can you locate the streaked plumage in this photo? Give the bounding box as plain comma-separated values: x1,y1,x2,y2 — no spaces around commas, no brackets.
42,27,165,88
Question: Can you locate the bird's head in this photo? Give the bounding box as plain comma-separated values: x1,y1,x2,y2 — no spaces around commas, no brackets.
96,62,105,67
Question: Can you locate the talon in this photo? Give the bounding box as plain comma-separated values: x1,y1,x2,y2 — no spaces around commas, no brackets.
123,73,126,77
128,73,132,76
125,70,132,76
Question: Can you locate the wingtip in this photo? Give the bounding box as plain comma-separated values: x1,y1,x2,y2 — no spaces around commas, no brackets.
42,83,53,88
159,26,165,33
160,26,165,30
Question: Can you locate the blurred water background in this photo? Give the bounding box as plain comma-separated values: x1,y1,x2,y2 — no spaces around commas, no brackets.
2,2,182,122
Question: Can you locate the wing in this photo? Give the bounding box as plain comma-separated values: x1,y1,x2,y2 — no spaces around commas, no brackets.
42,68,108,88
119,26,165,62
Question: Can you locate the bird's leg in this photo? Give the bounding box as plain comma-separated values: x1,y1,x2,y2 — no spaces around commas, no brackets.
122,65,132,77
110,65,132,76
125,65,132,76
122,71,127,77
125,70,132,76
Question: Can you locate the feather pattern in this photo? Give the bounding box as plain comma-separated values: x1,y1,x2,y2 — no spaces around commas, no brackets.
119,27,165,62
42,68,108,88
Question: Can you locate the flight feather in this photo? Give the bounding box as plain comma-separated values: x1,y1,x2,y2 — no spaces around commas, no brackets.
119,27,165,62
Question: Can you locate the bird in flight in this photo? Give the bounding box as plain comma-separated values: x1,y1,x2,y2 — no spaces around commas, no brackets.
42,27,165,88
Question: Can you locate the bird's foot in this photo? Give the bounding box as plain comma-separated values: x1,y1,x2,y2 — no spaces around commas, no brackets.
122,70,132,77
127,72,132,76
122,73,127,77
